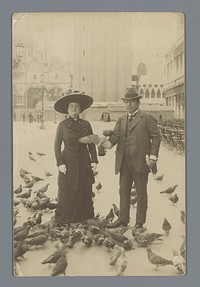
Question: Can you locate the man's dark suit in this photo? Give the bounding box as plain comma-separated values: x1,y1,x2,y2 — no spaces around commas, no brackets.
108,110,161,225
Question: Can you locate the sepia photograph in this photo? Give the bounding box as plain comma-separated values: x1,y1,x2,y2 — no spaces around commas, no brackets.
12,12,185,276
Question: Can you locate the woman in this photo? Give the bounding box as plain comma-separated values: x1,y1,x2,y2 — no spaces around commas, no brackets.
54,91,98,226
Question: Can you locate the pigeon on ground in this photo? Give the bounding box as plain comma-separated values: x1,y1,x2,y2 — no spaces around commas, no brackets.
20,168,31,175
169,194,179,205
23,181,35,189
154,174,164,181
14,225,31,241
38,183,50,193
115,247,128,276
14,241,29,260
160,185,178,195
110,245,122,265
28,151,33,155
44,170,53,177
96,182,102,192
105,229,129,243
112,203,120,217
181,211,185,224
130,195,137,207
51,254,68,276
147,248,173,270
14,185,22,194
29,155,36,162
180,238,186,259
31,175,44,182
42,244,67,265
13,199,21,207
105,208,115,223
162,218,172,235
16,189,32,199
133,232,163,247
172,249,185,274
37,152,46,156
25,233,48,248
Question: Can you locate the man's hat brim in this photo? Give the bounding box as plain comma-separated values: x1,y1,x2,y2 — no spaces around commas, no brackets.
121,95,142,100
54,93,93,114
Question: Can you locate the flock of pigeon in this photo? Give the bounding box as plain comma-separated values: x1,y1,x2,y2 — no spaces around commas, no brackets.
13,150,186,277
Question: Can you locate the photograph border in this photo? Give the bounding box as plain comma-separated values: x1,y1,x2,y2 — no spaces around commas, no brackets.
0,0,199,286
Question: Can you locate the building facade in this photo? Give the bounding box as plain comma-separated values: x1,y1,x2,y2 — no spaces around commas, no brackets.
12,42,72,109
163,34,185,119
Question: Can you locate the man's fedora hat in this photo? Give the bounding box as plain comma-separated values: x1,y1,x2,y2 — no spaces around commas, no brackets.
121,86,142,100
54,91,93,114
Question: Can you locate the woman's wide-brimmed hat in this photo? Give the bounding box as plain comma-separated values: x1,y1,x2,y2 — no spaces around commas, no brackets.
54,91,93,114
121,86,142,100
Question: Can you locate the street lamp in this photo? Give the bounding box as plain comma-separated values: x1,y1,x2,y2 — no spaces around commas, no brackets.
40,81,46,129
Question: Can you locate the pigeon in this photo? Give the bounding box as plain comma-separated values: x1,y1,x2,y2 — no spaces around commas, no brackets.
133,232,163,247
81,235,93,247
180,238,186,259
14,185,22,194
110,245,122,265
172,249,185,274
154,174,164,181
37,152,46,156
23,181,35,189
44,170,53,177
31,175,44,182
14,225,31,241
112,203,120,217
13,199,21,207
25,233,48,247
29,155,36,161
169,194,179,205
14,241,29,260
131,188,137,197
16,189,32,199
28,151,33,155
20,168,31,175
162,218,172,235
42,244,67,265
96,182,102,192
51,254,68,276
105,208,115,223
38,184,50,193
147,248,173,270
160,185,178,195
130,195,137,207
105,229,129,243
115,247,128,276
181,211,185,224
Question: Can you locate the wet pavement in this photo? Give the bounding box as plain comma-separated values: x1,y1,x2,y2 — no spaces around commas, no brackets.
13,120,185,276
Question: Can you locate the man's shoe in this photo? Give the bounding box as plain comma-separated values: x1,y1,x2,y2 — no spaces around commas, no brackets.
107,219,127,229
133,223,143,230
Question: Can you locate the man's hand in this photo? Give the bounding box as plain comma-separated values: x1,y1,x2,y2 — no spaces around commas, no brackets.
148,159,156,171
58,164,67,174
91,163,97,171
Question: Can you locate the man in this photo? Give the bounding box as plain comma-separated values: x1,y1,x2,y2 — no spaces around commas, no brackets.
100,86,161,229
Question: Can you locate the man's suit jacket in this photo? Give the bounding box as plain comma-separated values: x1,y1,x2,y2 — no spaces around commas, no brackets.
108,110,161,175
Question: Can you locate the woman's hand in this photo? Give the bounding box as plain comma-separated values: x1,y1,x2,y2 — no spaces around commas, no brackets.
58,164,67,174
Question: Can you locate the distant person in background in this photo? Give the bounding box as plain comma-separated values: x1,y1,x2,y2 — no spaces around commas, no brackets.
22,112,26,123
13,112,16,121
54,91,98,226
28,112,33,123
99,86,161,230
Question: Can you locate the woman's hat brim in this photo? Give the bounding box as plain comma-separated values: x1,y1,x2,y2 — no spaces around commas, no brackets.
54,93,93,114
